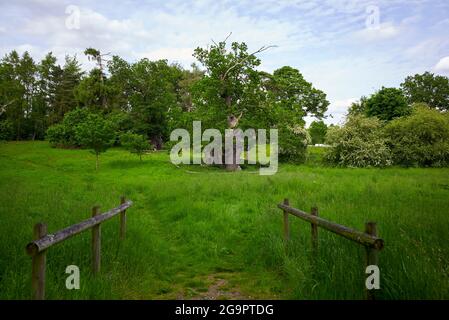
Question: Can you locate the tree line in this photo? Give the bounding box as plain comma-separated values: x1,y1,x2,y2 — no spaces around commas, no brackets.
1,39,448,168
322,73,449,167
308,72,449,146
0,40,330,169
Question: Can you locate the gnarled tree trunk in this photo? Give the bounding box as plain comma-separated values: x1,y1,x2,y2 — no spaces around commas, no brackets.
150,135,163,150
225,113,242,171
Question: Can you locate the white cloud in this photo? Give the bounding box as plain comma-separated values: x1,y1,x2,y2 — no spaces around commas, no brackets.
1,0,449,126
325,97,358,125
305,97,357,127
330,98,358,113
20,8,152,54
404,37,449,63
352,22,401,42
9,3,302,68
434,56,449,73
133,48,195,65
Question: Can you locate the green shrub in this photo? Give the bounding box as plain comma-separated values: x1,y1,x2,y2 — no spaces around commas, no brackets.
61,108,91,146
309,120,327,145
0,120,14,141
385,104,449,167
324,115,392,167
46,123,67,147
107,111,133,145
120,132,150,161
45,108,94,147
75,113,116,169
279,126,310,163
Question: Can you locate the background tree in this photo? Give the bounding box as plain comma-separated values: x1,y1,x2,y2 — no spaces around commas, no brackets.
176,63,204,113
278,126,311,163
128,59,179,150
364,87,410,121
107,56,133,112
75,68,110,112
106,110,133,145
0,51,37,140
192,40,272,170
261,66,329,162
84,48,108,84
17,51,37,140
0,119,14,140
384,103,449,167
51,55,83,123
82,48,110,111
267,66,328,122
192,40,329,168
0,51,23,139
1,52,82,140
165,64,203,135
193,40,269,127
309,120,328,145
75,113,115,170
401,72,449,111
32,52,59,140
347,96,368,116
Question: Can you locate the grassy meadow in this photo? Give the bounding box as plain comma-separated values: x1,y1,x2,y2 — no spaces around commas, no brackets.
0,141,448,299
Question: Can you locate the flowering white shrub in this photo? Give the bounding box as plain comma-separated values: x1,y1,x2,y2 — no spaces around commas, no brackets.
324,115,392,167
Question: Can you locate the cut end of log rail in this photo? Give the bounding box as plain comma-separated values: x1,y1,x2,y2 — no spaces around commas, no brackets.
373,238,384,250
26,242,39,256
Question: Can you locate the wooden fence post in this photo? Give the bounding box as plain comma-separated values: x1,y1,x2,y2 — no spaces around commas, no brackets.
120,196,126,240
311,207,319,254
92,206,101,274
282,199,290,242
31,222,47,300
365,222,379,300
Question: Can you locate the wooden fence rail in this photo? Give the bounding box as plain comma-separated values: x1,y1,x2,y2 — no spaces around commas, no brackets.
26,196,133,300
277,198,384,300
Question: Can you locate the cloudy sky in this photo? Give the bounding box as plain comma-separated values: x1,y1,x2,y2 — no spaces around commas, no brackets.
1,0,449,125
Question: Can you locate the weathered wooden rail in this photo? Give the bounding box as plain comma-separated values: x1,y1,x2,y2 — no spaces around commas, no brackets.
278,199,384,300
26,196,132,300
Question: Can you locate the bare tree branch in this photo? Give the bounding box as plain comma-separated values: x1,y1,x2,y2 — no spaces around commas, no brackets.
1,99,16,114
223,32,233,43
221,45,277,80
210,39,219,47
236,111,243,121
212,32,232,48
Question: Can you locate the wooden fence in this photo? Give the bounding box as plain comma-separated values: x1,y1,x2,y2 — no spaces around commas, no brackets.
277,199,384,300
25,196,133,300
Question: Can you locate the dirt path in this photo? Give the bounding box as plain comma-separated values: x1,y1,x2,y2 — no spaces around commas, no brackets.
177,274,251,300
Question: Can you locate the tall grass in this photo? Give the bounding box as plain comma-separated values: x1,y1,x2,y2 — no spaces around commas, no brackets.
0,142,448,299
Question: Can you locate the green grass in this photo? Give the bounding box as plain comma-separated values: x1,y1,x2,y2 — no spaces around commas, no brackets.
0,141,448,299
